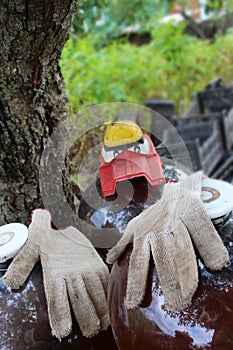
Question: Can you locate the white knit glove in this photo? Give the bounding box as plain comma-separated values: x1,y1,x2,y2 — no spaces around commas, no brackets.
3,209,110,339
107,171,229,311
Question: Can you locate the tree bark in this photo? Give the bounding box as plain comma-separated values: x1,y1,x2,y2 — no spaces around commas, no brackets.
0,0,77,225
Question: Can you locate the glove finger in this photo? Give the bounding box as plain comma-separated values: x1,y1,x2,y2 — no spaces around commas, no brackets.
150,225,198,311
97,264,109,296
107,224,134,264
172,224,198,309
150,230,181,309
2,242,39,289
83,272,110,331
43,274,72,339
66,274,101,337
107,192,169,265
126,235,151,309
183,202,229,270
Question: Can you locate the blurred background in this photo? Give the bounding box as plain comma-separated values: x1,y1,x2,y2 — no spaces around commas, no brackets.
60,0,233,115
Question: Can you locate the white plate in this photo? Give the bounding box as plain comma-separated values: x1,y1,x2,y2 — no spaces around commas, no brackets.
202,178,233,219
0,223,28,263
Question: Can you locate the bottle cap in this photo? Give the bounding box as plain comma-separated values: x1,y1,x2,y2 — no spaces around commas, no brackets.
0,223,28,263
202,178,233,220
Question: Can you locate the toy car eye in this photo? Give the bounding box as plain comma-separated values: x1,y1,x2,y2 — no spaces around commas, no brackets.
134,145,141,153
102,148,114,163
129,138,150,154
102,147,122,163
114,150,120,158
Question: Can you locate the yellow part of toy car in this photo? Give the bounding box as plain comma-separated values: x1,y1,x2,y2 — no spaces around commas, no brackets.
104,120,143,149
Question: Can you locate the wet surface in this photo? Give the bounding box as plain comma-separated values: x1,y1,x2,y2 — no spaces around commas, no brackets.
78,162,180,241
0,263,118,350
78,177,163,235
1,163,233,350
78,166,233,350
108,215,233,350
0,162,180,350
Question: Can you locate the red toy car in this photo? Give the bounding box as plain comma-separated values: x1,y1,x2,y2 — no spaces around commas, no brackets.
100,121,165,198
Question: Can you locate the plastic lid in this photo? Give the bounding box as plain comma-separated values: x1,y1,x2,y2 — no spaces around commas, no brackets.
0,223,28,263
201,178,233,219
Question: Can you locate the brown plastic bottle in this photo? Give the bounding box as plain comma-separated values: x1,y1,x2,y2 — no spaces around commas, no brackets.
79,171,233,350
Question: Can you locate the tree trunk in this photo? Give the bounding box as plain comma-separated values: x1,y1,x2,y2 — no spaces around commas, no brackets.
0,0,77,226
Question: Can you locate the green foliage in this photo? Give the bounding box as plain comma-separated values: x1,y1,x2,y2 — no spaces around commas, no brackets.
205,0,224,13
60,22,233,115
73,0,167,45
72,0,107,35
73,0,233,41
